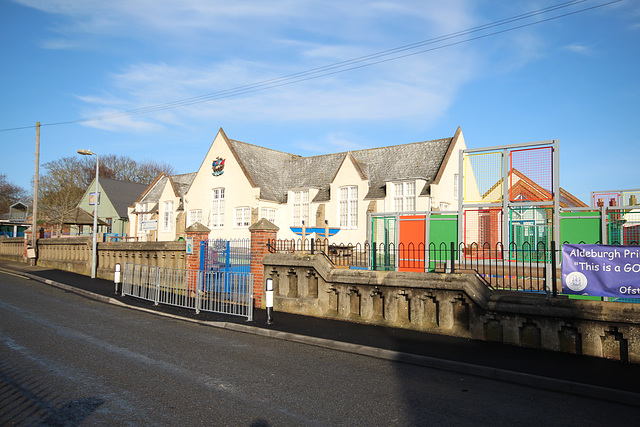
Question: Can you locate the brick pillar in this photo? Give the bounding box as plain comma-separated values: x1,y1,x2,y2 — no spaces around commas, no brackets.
185,222,211,291
249,219,279,308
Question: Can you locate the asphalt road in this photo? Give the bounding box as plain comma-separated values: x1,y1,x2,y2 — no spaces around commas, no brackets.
1,271,638,426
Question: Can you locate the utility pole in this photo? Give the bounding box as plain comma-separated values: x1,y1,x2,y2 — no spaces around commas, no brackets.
32,122,40,265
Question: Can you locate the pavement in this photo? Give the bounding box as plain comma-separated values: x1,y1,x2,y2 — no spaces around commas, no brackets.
1,259,640,406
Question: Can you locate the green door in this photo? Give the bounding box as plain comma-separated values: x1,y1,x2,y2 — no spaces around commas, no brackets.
371,216,396,271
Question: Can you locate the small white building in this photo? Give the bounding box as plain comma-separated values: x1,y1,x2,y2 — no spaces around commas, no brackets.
128,127,467,243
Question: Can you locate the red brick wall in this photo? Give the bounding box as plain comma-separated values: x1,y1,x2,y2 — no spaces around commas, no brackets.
250,228,277,307
185,231,208,291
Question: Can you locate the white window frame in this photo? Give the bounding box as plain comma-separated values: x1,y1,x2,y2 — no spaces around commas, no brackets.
261,207,277,225
137,203,148,232
211,188,225,228
188,209,202,227
292,190,309,226
392,182,416,212
235,207,251,228
162,201,174,232
339,186,358,229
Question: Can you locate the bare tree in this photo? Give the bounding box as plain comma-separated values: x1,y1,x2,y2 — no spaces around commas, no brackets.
38,158,86,231
0,173,28,213
76,155,174,187
38,155,175,231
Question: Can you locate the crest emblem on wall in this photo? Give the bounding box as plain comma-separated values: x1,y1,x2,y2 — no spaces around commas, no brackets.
212,157,226,176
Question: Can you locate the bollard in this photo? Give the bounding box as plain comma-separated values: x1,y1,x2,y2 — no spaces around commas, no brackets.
266,278,274,325
114,263,121,294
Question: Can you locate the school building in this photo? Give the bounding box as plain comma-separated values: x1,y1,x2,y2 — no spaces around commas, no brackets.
128,127,467,243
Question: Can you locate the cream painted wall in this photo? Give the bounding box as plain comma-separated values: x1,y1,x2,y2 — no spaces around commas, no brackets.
144,129,466,244
328,156,369,243
183,131,260,240
430,130,467,210
383,179,428,213
157,182,180,241
279,188,319,240
128,200,157,242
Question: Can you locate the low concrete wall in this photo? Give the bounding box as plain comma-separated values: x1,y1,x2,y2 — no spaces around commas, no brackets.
263,253,640,363
0,237,186,281
0,237,25,263
96,241,186,281
37,237,93,276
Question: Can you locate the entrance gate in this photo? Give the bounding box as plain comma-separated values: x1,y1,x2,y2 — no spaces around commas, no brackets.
200,238,251,274
121,262,253,320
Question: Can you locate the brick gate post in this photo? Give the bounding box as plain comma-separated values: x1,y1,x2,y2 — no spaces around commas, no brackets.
185,222,211,291
249,219,279,308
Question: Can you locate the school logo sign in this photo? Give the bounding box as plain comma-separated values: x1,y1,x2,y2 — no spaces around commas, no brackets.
562,244,640,298
212,157,225,176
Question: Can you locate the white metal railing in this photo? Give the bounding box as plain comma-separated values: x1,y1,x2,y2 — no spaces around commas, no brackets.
122,263,253,320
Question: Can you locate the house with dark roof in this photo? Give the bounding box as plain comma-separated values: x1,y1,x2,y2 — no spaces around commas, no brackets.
75,177,148,238
129,172,197,241
0,202,30,237
128,127,466,242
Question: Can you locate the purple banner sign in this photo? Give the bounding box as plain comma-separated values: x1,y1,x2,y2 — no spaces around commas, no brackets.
562,244,640,298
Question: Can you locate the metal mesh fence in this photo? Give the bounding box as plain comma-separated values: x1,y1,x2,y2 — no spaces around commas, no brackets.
509,147,553,202
464,151,503,203
608,209,640,245
463,208,503,257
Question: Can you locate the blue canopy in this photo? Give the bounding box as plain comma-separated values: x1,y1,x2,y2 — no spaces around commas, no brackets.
290,227,340,237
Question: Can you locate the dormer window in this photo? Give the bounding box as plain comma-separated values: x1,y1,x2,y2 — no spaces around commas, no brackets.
393,182,415,212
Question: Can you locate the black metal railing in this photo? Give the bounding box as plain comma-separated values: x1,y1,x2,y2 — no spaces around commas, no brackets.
267,238,562,294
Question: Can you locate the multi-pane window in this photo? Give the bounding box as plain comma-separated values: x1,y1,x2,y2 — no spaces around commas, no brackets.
188,209,202,226
163,201,174,232
339,186,358,228
261,207,277,224
292,190,309,226
235,207,251,227
393,182,416,212
137,203,148,232
211,188,225,228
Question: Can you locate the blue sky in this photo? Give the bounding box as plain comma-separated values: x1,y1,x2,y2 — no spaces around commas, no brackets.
1,0,639,205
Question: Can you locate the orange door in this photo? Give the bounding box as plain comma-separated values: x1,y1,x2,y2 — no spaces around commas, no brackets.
398,215,425,272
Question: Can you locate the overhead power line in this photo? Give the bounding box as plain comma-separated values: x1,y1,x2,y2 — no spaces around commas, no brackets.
0,0,621,133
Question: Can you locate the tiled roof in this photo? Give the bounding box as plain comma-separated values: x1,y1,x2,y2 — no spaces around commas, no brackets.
228,136,454,203
171,172,197,196
228,140,299,202
98,178,148,218
138,176,168,205
350,138,452,199
136,172,196,208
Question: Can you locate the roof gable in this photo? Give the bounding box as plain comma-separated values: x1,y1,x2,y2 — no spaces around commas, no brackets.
210,128,458,203
481,169,588,208
86,177,148,218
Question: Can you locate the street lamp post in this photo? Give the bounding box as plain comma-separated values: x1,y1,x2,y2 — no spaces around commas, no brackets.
78,149,99,279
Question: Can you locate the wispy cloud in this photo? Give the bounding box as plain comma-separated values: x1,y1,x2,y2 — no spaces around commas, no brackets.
79,110,163,132
563,43,594,55
34,0,479,131
16,0,556,134
77,45,475,131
